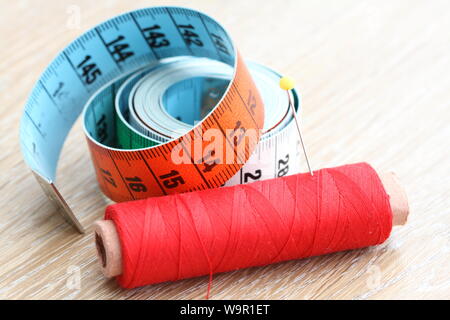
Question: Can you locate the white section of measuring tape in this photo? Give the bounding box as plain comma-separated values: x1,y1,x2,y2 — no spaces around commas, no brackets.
130,58,231,139
225,92,302,186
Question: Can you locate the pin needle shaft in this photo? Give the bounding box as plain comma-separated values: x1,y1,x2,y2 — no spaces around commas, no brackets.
287,91,313,176
280,76,313,176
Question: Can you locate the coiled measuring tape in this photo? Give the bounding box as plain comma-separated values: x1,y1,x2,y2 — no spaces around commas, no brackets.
19,7,301,233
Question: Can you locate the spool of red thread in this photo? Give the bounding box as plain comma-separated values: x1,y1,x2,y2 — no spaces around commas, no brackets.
94,162,408,293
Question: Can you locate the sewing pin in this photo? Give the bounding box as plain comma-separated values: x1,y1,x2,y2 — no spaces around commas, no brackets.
279,76,314,176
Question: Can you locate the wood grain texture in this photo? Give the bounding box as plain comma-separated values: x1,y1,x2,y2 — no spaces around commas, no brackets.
0,0,449,300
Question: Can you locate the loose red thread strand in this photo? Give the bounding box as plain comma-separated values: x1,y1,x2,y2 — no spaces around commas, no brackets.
105,162,393,296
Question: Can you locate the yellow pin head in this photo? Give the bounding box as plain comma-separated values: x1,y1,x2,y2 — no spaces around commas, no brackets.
279,76,295,91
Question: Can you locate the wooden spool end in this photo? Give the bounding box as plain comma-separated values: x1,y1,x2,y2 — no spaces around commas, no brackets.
379,171,409,226
94,220,122,278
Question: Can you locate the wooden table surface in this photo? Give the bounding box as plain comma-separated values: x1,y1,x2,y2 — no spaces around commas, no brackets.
1,0,449,300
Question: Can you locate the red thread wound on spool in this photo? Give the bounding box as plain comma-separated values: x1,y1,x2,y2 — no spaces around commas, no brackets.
104,162,393,294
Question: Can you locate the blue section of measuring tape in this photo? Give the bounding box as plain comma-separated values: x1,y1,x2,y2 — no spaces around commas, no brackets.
163,77,207,125
19,7,236,182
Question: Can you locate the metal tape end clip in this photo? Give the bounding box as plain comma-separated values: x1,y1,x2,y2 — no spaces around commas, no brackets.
32,171,85,234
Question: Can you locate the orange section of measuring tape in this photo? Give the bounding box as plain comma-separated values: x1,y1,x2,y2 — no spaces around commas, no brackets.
87,52,264,202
